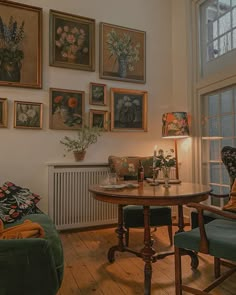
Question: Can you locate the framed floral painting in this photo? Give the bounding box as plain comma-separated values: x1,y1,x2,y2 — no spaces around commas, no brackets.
89,109,109,131
49,88,85,130
49,10,95,71
100,22,146,83
0,98,7,128
14,101,43,129
0,1,42,88
89,82,107,106
110,88,148,132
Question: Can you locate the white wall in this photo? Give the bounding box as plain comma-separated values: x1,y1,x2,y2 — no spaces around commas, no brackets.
0,0,192,212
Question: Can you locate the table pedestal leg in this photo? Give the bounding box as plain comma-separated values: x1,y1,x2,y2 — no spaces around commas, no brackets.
141,206,156,295
108,204,126,263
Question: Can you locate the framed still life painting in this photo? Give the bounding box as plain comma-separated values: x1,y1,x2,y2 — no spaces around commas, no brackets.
49,10,95,71
49,88,85,130
0,98,7,127
14,101,43,129
89,82,107,106
0,0,42,88
100,22,146,83
89,109,109,131
110,88,148,132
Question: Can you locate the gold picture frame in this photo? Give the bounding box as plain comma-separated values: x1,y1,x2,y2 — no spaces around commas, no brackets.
89,82,107,106
14,101,43,129
0,98,7,128
89,109,109,131
100,22,146,83
49,9,95,71
49,87,85,130
110,88,148,132
0,0,42,88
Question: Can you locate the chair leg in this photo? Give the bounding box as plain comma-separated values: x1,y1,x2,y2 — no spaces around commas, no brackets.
175,246,182,295
168,225,173,245
125,228,129,247
214,257,221,278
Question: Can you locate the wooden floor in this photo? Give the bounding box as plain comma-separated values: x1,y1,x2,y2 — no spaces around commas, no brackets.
57,225,236,295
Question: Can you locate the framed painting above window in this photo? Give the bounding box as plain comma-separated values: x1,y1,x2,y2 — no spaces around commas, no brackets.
100,22,146,83
0,98,7,128
0,0,42,88
49,10,95,71
89,82,107,106
89,109,109,131
49,88,85,130
14,101,43,129
110,88,148,132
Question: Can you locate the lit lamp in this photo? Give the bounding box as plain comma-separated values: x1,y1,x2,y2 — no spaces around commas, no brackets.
162,112,190,180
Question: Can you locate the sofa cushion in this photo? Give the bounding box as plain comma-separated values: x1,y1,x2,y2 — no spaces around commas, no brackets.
0,181,41,223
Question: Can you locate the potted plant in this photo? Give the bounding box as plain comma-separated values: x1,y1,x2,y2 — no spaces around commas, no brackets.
60,125,102,161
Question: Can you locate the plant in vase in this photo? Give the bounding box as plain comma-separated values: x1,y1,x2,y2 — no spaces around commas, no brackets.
155,149,176,188
60,124,103,161
0,16,25,82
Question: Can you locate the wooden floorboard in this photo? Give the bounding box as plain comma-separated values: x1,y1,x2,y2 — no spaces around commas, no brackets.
57,225,236,295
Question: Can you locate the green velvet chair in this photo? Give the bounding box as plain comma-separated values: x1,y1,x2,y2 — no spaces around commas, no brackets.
174,202,236,295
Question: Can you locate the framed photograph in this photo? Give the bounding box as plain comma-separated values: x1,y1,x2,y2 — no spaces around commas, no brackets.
49,88,85,130
89,109,109,131
0,1,42,88
49,9,95,71
0,98,7,128
110,88,148,132
89,82,107,106
100,22,146,84
14,101,43,129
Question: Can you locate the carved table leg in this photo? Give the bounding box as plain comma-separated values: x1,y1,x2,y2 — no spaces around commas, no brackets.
141,206,156,295
108,204,126,263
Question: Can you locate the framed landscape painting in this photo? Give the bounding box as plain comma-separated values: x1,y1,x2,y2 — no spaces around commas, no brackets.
49,88,85,130
110,88,148,132
89,82,107,105
14,101,42,129
0,1,42,88
89,109,109,131
100,22,146,83
0,98,7,127
49,10,95,71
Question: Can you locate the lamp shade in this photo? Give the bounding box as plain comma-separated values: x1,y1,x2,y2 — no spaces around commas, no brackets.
162,112,190,138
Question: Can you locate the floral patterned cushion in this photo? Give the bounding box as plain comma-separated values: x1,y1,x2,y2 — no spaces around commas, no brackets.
108,156,153,178
0,181,41,223
221,146,236,187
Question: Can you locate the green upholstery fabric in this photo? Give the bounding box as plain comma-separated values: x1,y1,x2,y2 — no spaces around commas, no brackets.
123,205,172,228
175,219,236,261
0,213,64,295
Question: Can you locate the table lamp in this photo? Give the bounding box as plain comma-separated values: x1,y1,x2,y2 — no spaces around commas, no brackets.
162,112,190,180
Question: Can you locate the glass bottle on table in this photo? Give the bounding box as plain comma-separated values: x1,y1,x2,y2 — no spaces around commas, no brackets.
137,160,144,183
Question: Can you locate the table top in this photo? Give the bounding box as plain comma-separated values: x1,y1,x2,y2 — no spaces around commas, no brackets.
89,182,211,206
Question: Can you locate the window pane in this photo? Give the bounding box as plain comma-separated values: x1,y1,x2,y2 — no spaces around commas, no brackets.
206,1,218,23
221,115,234,136
222,138,234,146
219,0,231,15
219,12,231,35
213,20,218,39
233,8,236,27
210,163,220,183
219,32,231,54
221,89,233,112
209,118,220,135
209,94,219,115
233,28,236,48
210,140,221,160
222,166,230,184
233,0,236,7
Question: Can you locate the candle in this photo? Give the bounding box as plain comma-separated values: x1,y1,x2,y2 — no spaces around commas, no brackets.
153,145,157,168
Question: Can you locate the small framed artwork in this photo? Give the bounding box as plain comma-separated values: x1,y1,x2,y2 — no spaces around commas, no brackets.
110,88,148,132
49,9,95,71
89,109,109,131
100,22,146,84
14,101,43,129
0,1,42,88
0,98,7,128
49,88,85,130
89,82,107,106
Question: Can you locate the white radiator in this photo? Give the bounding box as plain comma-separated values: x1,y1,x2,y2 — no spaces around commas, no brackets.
48,163,118,230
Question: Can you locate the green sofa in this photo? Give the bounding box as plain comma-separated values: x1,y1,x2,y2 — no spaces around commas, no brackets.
0,181,64,295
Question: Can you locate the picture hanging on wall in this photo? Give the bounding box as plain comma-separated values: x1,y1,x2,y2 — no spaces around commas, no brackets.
14,101,43,129
49,88,85,130
89,109,109,131
89,82,107,106
0,98,7,128
100,22,146,84
110,88,148,132
0,0,42,88
49,9,95,71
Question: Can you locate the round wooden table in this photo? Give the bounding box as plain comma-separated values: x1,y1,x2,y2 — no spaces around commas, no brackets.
89,182,211,295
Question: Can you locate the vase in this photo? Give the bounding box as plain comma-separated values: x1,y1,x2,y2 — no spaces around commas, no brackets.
60,107,70,122
73,150,86,161
118,56,128,78
0,61,21,82
162,167,171,188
